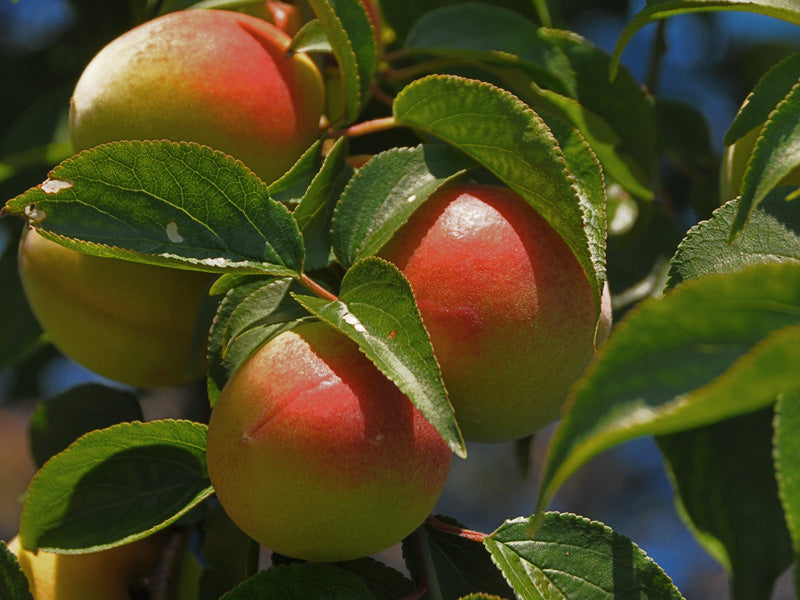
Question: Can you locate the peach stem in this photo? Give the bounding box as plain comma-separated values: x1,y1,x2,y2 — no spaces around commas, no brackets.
328,116,397,139
426,515,487,543
299,273,339,302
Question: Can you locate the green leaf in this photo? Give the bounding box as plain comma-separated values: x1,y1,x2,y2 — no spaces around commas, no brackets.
404,6,656,201
0,542,33,600
658,408,792,600
28,383,144,468
402,517,515,599
668,190,800,288
485,513,683,599
733,81,800,235
612,1,800,79
2,141,305,276
292,136,352,270
308,0,377,123
220,563,375,599
775,394,800,596
536,262,800,513
198,502,260,600
0,222,43,369
268,140,325,208
206,276,310,405
724,52,800,146
334,558,416,600
293,257,466,457
331,144,475,268
289,19,333,54
393,75,605,308
19,420,213,553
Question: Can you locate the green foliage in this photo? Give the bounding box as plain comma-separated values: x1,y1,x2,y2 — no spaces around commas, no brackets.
0,542,33,600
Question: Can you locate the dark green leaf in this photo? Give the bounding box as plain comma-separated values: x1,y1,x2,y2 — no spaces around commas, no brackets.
537,262,800,513
402,517,515,599
486,513,683,599
220,563,375,599
733,81,800,235
0,542,33,600
724,52,800,146
28,383,143,468
658,408,792,600
393,75,605,308
775,394,800,597
292,136,352,270
331,144,474,267
334,558,416,600
19,420,213,553
308,0,377,123
293,257,465,457
612,1,800,79
2,141,305,276
268,140,324,208
206,276,310,405
198,502,260,600
668,190,800,288
0,222,44,369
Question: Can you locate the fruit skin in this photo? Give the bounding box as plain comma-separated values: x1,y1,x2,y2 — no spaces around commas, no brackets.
380,184,612,443
719,124,800,204
238,2,303,36
206,321,452,562
21,9,325,388
18,227,213,388
69,9,325,184
6,535,162,600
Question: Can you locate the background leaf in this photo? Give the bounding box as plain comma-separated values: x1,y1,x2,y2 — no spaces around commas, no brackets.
485,513,683,599
28,383,143,468
536,262,800,512
2,141,305,276
293,257,465,457
393,75,605,307
19,420,212,552
0,542,32,600
331,143,474,267
657,408,792,600
612,0,800,78
220,563,375,599
668,190,800,287
402,517,515,599
774,394,800,596
308,0,377,123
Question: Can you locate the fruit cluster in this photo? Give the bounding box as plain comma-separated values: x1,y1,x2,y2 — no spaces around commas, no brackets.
8,1,610,588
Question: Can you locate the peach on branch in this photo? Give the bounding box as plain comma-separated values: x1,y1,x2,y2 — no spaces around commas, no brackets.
381,184,612,443
206,321,452,562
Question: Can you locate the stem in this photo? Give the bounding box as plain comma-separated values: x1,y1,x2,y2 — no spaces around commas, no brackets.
299,273,339,302
646,20,667,94
532,0,553,27
425,515,487,543
328,116,397,140
401,583,428,600
370,83,395,108
383,58,464,82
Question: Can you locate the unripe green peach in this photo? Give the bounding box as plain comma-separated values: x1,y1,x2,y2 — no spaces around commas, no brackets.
7,535,163,600
69,9,325,184
381,184,612,443
18,227,213,388
720,124,800,204
206,321,452,562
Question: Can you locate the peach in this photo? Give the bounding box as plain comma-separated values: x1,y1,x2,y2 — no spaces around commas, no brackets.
6,535,163,600
206,321,452,561
380,184,612,442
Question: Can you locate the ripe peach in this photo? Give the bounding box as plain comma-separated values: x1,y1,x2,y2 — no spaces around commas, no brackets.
237,2,303,36
380,184,612,442
206,321,452,562
6,535,163,600
69,9,325,184
20,9,326,388
18,227,213,388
